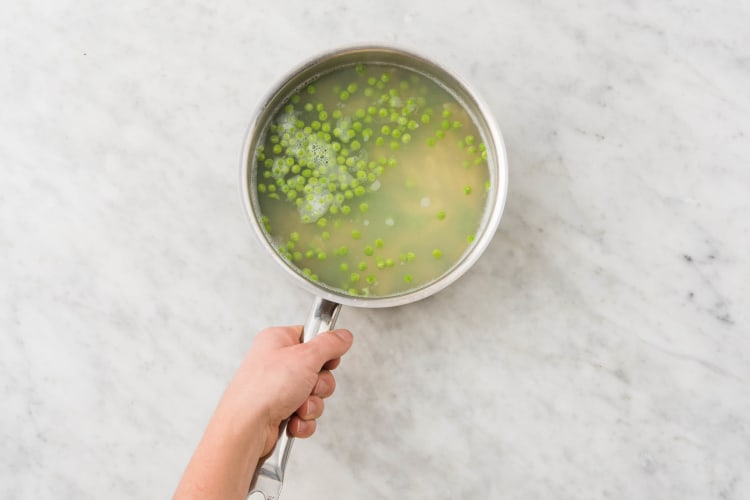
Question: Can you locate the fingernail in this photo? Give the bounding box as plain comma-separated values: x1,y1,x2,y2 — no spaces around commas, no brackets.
333,329,353,342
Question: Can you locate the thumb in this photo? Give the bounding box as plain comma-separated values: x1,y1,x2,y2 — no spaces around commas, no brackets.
302,329,354,369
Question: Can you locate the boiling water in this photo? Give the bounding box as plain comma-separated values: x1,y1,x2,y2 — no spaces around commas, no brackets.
253,63,490,297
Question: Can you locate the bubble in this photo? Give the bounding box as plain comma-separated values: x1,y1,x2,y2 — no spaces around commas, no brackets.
420,197,431,207
297,189,331,223
305,139,335,169
276,111,297,133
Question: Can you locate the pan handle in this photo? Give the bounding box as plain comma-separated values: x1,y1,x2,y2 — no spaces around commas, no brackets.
247,296,342,500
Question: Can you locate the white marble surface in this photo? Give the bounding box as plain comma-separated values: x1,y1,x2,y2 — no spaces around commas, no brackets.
2,1,749,498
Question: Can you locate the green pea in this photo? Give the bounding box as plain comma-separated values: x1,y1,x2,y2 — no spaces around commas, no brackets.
317,217,328,227
318,251,327,260
358,262,367,271
364,246,374,256
352,230,361,239
375,238,384,248
404,274,413,283
432,249,443,259
406,251,415,261
340,262,349,272
350,273,360,282
437,210,446,220
359,203,368,213
366,275,376,285
401,133,411,144
322,231,330,240
464,186,472,195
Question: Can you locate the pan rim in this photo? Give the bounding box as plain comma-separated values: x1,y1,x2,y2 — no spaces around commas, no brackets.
240,44,508,308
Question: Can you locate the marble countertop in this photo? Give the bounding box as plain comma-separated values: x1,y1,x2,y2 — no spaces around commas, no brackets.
2,1,748,499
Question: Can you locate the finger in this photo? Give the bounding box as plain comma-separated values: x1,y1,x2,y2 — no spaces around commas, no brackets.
322,357,341,371
254,325,303,349
296,396,325,421
288,416,317,438
312,371,336,398
302,329,353,369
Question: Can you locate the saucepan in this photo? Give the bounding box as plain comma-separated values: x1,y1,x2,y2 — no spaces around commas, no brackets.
240,45,508,499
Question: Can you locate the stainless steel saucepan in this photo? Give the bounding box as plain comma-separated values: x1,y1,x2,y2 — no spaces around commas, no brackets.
240,45,508,500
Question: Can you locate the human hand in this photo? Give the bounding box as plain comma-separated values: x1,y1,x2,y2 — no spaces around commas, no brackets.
221,326,354,456
174,326,354,500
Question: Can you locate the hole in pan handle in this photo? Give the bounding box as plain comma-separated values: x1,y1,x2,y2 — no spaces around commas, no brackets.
247,296,342,500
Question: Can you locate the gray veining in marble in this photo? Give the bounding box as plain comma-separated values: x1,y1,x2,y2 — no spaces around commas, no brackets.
1,1,748,499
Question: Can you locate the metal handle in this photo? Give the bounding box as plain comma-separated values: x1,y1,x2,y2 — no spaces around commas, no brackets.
247,297,342,500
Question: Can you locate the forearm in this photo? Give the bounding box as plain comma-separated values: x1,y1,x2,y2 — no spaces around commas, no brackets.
174,404,267,500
